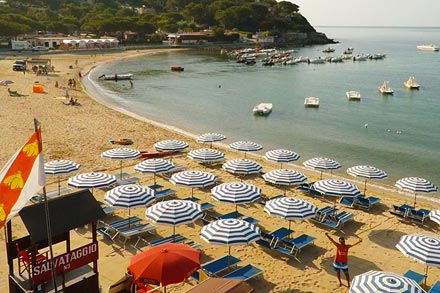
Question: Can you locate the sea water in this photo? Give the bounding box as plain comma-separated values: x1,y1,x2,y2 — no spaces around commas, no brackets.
86,26,440,188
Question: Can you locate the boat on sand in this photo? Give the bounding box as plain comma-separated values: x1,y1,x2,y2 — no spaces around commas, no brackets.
108,138,134,145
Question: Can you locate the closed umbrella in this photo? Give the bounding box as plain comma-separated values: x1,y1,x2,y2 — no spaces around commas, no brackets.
211,182,261,215
396,234,440,284
134,158,175,184
200,219,260,257
264,149,300,168
264,197,316,230
68,172,116,194
170,170,217,199
44,160,80,195
197,133,226,148
222,159,262,176
229,141,262,158
349,270,426,293
303,157,341,179
101,148,141,178
313,179,361,198
262,169,307,195
347,165,387,195
395,177,437,208
146,200,202,236
187,148,225,164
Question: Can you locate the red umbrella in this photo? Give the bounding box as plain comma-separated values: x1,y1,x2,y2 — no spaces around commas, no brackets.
128,243,200,291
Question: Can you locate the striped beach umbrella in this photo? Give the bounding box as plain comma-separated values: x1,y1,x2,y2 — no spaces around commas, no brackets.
197,133,226,147
211,182,261,214
105,184,155,223
68,172,116,194
313,179,361,198
349,270,426,293
395,177,438,208
134,158,175,184
429,210,440,225
222,159,262,175
262,169,307,195
347,165,387,195
229,141,262,158
170,170,217,199
154,140,189,152
303,157,341,179
200,219,260,256
396,234,440,282
44,160,80,196
264,149,300,168
187,148,225,164
101,148,141,178
264,197,316,230
146,200,202,236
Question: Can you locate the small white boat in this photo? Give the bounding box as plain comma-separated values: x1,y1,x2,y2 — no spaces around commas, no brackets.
253,103,273,115
329,57,343,63
344,47,354,54
294,56,309,63
378,81,394,95
353,54,367,61
346,91,361,100
403,76,420,89
99,73,133,80
322,47,335,53
304,97,320,107
308,57,325,64
416,44,439,51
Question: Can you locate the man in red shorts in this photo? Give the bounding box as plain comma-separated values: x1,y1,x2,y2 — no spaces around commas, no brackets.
325,232,362,287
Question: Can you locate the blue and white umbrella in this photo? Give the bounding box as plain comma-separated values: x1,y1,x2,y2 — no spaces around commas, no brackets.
303,157,341,179
134,158,175,184
264,149,300,168
200,219,260,256
264,197,316,230
229,141,262,158
222,159,262,175
187,148,225,164
153,140,189,152
349,270,426,293
347,165,387,194
101,148,141,178
211,182,261,213
262,169,307,195
45,160,80,195
68,172,116,194
429,210,440,225
197,133,226,147
395,177,437,208
396,234,440,281
105,184,155,221
313,179,361,198
170,170,217,199
146,199,202,235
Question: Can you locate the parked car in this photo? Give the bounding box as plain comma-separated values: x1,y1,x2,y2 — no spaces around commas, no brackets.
12,60,26,71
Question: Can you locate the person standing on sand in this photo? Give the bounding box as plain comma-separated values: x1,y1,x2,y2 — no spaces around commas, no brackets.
325,232,362,287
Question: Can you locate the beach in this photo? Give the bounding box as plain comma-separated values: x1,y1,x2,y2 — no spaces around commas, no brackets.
1,49,439,293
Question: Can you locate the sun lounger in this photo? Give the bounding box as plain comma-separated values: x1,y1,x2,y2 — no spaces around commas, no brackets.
31,187,72,203
273,234,316,258
355,195,381,210
296,185,325,199
223,264,263,281
403,269,426,285
311,206,338,222
117,176,140,186
259,194,284,207
113,172,129,180
202,255,241,277
390,205,411,220
117,223,157,245
200,202,215,213
428,281,440,293
148,234,187,247
182,197,200,202
316,211,355,230
154,188,176,200
407,208,430,224
217,211,244,220
339,196,356,208
148,184,163,190
243,217,258,225
97,216,142,239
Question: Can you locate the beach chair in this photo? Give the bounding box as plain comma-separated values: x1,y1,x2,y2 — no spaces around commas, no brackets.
116,223,157,246
148,184,163,190
154,188,176,201
31,187,72,203
148,234,187,247
243,217,258,225
389,205,410,220
319,211,355,230
258,194,284,207
283,234,316,255
113,172,129,180
354,195,381,210
182,197,200,202
217,211,244,220
200,202,215,213
403,269,426,285
97,216,142,239
311,206,338,222
201,255,241,277
339,196,356,208
428,281,440,293
407,208,430,224
223,264,263,281
117,176,140,186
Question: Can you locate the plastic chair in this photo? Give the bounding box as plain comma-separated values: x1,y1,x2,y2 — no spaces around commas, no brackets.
16,244,47,277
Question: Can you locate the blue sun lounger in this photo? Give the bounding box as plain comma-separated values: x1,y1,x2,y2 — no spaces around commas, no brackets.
355,195,381,210
390,204,412,220
223,264,263,281
403,269,426,285
428,281,440,293
273,234,316,258
407,208,431,224
148,234,187,247
189,255,241,282
319,211,355,230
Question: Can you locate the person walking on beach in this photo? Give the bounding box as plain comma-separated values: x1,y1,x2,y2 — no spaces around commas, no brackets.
325,232,362,287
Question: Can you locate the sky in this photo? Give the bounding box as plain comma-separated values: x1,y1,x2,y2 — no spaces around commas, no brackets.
291,0,440,27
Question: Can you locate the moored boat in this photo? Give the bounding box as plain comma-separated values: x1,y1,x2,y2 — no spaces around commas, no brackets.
253,103,273,115
403,76,420,89
346,91,361,100
378,81,394,95
322,47,335,53
416,44,439,51
304,97,320,107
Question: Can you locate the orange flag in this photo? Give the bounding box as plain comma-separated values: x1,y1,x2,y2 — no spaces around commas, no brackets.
0,128,45,228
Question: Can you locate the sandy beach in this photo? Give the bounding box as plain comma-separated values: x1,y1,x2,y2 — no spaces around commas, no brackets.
1,48,439,293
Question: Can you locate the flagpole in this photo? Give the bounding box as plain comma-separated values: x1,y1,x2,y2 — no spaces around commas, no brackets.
35,119,58,292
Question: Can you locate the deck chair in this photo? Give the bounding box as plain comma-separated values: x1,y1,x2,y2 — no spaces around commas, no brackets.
117,223,157,245
285,234,316,254
428,281,440,293
389,205,410,220
354,195,381,210
148,234,187,247
223,264,263,280
311,206,338,223
403,269,426,285
16,244,48,277
217,211,244,220
407,208,430,224
339,196,356,208
201,255,241,277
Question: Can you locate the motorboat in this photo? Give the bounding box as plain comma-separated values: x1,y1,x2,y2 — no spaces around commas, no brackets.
99,73,133,80
344,47,354,54
378,81,394,95
308,57,325,64
346,91,361,100
253,103,273,115
329,57,343,63
304,97,320,107
294,56,309,63
416,44,439,51
322,47,335,53
353,54,367,61
403,76,420,89
368,53,386,60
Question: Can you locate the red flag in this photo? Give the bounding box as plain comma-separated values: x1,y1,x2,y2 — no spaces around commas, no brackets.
0,128,45,227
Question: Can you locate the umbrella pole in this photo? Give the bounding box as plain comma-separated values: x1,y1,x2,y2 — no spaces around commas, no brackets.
425,265,428,285
288,220,291,231
364,179,367,195
128,208,131,228
320,171,323,180
153,174,156,184
173,226,175,242
191,188,194,199
120,161,123,179
414,193,417,208
235,204,238,217
58,176,61,196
